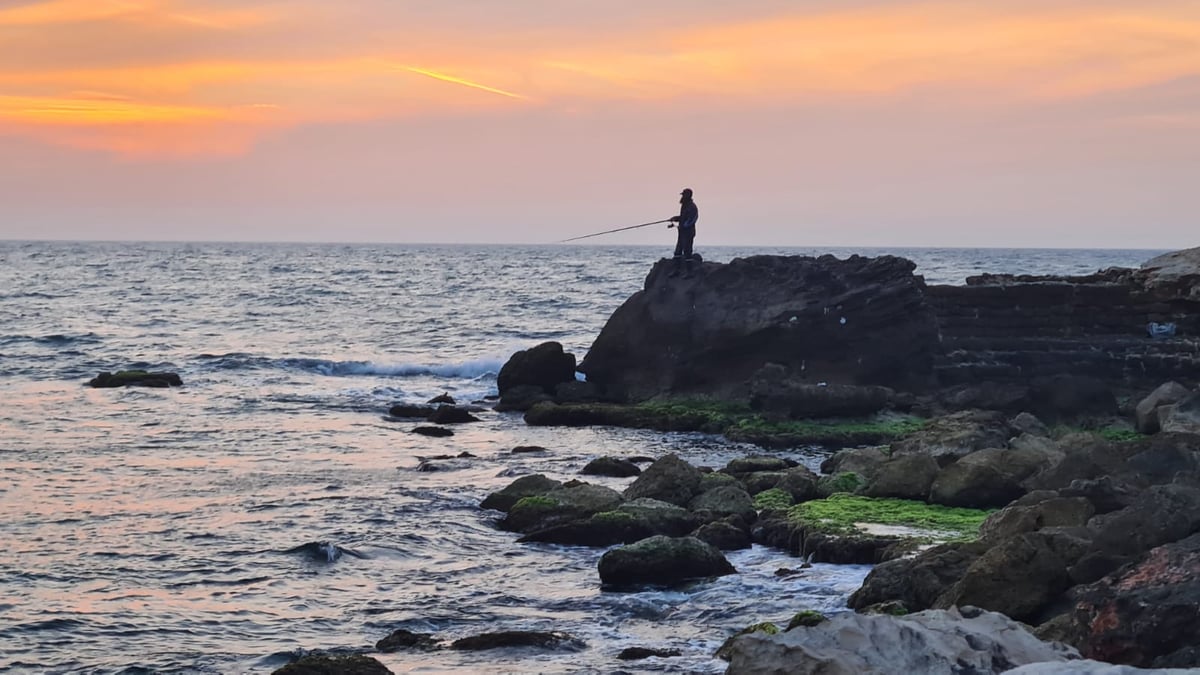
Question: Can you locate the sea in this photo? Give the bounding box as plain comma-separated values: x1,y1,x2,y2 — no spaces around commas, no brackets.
0,242,1167,674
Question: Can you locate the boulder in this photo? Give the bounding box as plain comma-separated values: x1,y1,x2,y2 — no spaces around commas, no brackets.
1010,412,1051,438
427,393,455,405
622,453,703,507
1065,533,1200,668
934,529,1090,621
723,455,794,474
427,405,479,424
693,519,753,550
724,606,1079,675
819,446,888,480
578,254,940,402
480,474,562,512
615,498,700,537
861,454,939,500
979,497,1095,543
1085,484,1200,560
501,483,624,533
890,410,1012,467
1134,382,1192,433
597,535,736,586
518,509,656,547
1024,433,1135,493
580,456,641,478
497,342,577,395
687,485,757,523
929,445,1055,508
1159,393,1200,435
1122,432,1200,486
848,540,990,612
936,381,1032,413
775,466,821,503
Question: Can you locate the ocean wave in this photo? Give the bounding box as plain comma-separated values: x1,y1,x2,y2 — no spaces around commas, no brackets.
194,352,502,379
0,332,104,347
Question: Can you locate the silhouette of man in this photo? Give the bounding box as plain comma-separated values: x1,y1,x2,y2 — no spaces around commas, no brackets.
668,188,699,277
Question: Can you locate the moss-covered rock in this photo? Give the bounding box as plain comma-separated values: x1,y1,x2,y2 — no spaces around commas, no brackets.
598,535,735,587
817,472,863,497
785,610,827,631
518,509,655,547
501,483,623,533
481,474,563,513
624,454,703,507
755,494,991,564
715,622,779,661
753,488,794,510
692,519,752,551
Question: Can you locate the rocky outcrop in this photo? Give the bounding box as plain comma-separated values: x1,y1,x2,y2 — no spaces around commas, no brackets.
272,654,392,675
622,454,703,507
578,254,940,402
724,606,1079,675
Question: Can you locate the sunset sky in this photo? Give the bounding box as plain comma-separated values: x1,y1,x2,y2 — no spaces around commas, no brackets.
0,0,1196,247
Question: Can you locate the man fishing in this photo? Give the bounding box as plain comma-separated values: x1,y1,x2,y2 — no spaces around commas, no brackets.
668,188,699,277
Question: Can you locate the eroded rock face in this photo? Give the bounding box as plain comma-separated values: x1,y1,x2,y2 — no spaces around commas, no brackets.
579,254,940,402
890,410,1012,467
1067,533,1200,668
1135,382,1192,433
724,606,1079,675
847,540,990,612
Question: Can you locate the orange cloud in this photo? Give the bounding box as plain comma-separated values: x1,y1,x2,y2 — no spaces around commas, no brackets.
1,1,1198,158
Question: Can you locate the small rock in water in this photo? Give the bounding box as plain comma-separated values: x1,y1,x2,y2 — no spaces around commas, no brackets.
511,445,550,454
617,646,682,660
272,653,392,675
87,370,183,388
449,630,586,652
375,628,440,652
389,404,436,418
428,406,480,424
581,456,641,478
412,426,454,437
428,393,456,405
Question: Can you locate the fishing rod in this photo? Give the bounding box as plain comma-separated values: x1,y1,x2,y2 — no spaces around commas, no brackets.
558,219,673,243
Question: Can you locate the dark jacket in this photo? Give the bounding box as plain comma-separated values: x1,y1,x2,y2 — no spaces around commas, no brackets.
677,200,699,230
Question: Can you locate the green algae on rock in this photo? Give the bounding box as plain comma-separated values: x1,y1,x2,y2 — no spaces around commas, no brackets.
789,494,991,541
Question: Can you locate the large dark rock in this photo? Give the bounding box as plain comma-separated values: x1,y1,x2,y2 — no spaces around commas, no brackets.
847,540,990,612
1066,533,1200,668
687,485,757,523
518,510,655,547
1160,392,1200,435
497,342,577,396
861,454,940,500
427,405,479,424
929,445,1056,508
614,498,700,536
1135,382,1192,433
376,629,439,652
934,529,1090,622
500,483,623,534
890,410,1012,467
597,535,735,586
480,474,562,512
578,254,940,402
622,454,703,507
581,456,641,478
1085,484,1200,560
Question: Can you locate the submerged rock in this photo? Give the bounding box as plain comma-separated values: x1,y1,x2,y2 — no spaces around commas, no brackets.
449,630,586,652
411,426,453,438
272,653,392,675
617,646,682,660
87,370,183,388
581,456,641,477
427,405,479,424
375,629,439,652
